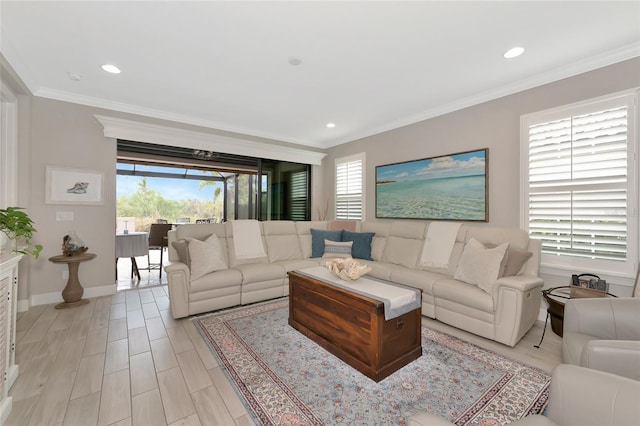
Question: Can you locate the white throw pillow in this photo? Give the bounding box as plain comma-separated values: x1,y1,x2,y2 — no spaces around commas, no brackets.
186,234,228,280
322,240,353,259
454,238,509,294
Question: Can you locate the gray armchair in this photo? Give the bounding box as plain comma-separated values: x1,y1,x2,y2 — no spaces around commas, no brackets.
562,297,640,380
410,364,640,426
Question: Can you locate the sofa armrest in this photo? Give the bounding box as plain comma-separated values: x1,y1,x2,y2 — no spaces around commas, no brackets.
493,274,544,313
546,364,640,426
581,339,640,380
165,262,191,319
165,261,190,278
494,275,544,293
492,275,544,346
564,298,640,340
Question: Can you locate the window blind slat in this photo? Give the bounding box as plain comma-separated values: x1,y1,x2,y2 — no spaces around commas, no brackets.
526,103,630,262
336,155,364,220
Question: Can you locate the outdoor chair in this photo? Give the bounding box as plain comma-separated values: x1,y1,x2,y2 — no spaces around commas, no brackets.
147,223,172,278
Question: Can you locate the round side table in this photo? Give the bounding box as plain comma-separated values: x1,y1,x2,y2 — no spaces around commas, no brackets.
48,252,97,309
535,285,617,348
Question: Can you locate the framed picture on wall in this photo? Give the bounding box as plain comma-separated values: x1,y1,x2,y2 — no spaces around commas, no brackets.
375,148,488,221
45,166,105,205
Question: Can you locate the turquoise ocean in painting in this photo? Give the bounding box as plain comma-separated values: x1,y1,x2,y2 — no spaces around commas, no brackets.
376,174,485,220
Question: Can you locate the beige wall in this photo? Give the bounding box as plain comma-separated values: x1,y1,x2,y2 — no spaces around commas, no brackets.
14,95,326,306
26,98,118,304
4,57,639,306
323,58,640,227
323,58,640,296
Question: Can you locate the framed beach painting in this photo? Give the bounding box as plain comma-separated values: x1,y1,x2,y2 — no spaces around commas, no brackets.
46,166,105,205
376,148,488,221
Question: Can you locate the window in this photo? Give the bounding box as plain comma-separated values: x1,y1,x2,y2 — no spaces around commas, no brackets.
521,90,638,277
290,171,308,221
336,153,365,220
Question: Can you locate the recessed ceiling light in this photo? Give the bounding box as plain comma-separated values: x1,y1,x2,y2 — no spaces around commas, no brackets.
326,123,336,128
101,64,121,74
503,47,525,59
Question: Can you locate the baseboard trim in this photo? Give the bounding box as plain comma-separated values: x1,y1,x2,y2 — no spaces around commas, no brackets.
538,306,547,322
19,284,117,311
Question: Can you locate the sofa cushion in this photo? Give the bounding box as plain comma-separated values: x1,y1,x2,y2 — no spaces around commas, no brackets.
390,268,448,296
482,243,533,277
186,234,228,280
359,260,406,281
361,222,391,261
503,248,533,276
274,258,323,272
189,268,242,294
234,262,286,284
322,240,353,258
433,277,495,314
265,235,302,262
226,238,270,267
383,236,423,269
295,221,328,258
382,221,426,269
171,240,191,265
454,238,508,293
342,230,375,260
310,229,342,257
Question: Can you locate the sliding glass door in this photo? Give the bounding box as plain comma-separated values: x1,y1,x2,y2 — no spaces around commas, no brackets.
117,140,310,223
258,160,310,221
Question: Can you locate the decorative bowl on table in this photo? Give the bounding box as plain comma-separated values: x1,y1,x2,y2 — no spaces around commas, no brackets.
326,257,371,281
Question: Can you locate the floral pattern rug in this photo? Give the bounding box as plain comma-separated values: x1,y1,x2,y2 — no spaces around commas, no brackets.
193,298,549,426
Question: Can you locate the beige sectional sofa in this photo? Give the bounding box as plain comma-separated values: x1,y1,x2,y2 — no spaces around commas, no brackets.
166,220,543,346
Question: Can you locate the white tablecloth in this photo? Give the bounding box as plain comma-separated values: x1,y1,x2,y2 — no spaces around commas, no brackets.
115,232,149,258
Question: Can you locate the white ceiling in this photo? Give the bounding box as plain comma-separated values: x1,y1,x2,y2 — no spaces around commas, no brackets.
1,1,639,149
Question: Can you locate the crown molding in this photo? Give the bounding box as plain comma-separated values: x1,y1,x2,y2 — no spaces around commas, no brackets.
322,43,640,148
94,115,327,166
33,87,325,149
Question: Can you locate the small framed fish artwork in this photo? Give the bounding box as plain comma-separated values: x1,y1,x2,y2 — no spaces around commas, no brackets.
46,166,104,205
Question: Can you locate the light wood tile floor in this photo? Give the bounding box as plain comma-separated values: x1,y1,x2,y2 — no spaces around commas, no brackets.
7,288,562,426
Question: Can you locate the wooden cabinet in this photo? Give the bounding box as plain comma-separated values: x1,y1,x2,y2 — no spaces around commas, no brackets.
0,253,21,425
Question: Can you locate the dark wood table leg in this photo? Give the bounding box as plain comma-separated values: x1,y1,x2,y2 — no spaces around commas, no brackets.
131,257,141,280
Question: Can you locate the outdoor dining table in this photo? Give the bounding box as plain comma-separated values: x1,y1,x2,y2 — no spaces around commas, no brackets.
115,232,148,280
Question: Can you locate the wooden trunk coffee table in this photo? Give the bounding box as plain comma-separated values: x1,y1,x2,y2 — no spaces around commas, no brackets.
288,269,422,382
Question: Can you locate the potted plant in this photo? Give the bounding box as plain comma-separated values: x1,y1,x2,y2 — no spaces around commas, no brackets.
0,207,43,259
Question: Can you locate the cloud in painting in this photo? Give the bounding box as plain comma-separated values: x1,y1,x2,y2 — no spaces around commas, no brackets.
415,155,485,179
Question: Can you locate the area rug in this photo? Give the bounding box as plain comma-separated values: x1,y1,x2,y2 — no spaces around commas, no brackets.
193,299,549,426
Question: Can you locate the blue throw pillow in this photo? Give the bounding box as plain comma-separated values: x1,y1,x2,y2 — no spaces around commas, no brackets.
342,230,375,260
310,229,343,258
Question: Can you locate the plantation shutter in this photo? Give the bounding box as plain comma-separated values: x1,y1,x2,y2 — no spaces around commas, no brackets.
336,154,364,220
527,104,629,262
290,171,308,221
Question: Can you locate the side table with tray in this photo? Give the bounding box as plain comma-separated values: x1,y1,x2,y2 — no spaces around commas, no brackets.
535,273,616,348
